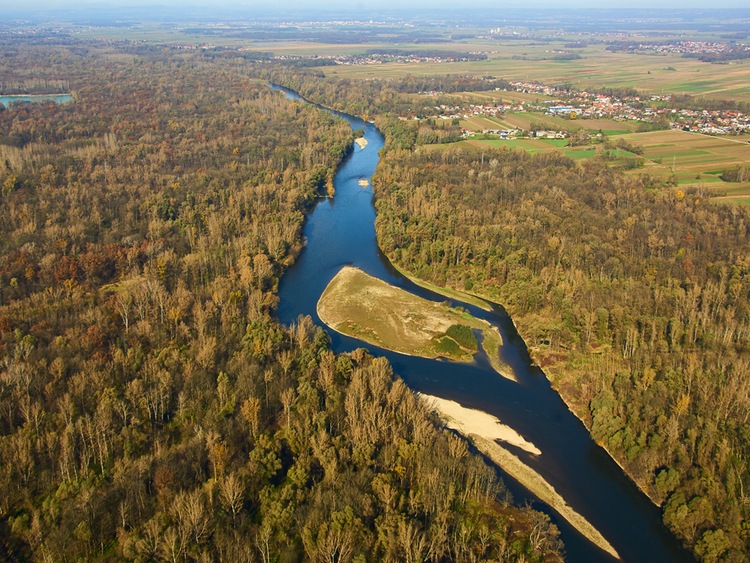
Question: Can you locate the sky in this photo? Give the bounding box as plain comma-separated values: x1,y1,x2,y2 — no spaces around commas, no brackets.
2,0,749,11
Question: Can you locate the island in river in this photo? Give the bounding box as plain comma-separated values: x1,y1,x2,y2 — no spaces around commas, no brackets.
317,266,515,379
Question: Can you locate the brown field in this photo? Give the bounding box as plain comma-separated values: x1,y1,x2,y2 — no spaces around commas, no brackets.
460,115,515,131
459,111,639,134
443,90,558,104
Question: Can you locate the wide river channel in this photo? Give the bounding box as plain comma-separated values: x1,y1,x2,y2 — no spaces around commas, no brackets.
273,84,692,562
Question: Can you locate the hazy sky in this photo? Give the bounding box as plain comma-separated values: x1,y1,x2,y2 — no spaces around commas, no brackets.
2,0,749,11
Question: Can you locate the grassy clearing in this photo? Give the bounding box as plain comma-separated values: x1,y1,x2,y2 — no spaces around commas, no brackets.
563,148,597,160
318,267,516,379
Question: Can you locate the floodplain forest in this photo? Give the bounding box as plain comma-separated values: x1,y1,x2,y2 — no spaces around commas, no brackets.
273,68,750,561
0,43,564,561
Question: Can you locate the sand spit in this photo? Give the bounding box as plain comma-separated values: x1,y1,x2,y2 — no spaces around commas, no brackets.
420,394,540,455
355,137,368,149
422,393,621,560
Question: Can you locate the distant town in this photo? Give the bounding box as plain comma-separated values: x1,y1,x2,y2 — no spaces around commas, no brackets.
417,80,750,137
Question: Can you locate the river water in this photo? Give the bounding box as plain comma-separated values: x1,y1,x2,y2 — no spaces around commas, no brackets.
0,93,73,108
273,84,692,563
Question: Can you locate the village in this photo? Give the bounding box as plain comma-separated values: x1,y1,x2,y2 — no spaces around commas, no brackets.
605,40,750,59
419,80,750,138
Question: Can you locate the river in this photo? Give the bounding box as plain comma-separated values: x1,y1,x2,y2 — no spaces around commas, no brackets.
273,84,693,563
0,93,73,108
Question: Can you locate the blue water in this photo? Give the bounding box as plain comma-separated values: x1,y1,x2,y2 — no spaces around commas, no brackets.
273,84,693,563
0,94,73,108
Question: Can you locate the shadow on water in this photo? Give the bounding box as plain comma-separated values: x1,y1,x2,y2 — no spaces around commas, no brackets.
272,84,693,563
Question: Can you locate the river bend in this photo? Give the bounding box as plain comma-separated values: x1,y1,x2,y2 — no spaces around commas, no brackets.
273,84,692,563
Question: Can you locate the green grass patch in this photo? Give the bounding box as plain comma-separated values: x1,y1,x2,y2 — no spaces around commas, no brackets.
446,324,479,352
433,336,463,355
541,139,569,147
563,148,597,160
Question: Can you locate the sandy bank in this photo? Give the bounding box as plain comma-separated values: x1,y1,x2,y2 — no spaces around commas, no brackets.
355,137,368,149
422,391,620,558
420,393,540,455
421,393,619,559
473,436,621,560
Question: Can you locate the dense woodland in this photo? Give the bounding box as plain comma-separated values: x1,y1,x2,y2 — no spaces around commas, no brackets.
372,146,750,560
267,68,750,560
0,43,564,561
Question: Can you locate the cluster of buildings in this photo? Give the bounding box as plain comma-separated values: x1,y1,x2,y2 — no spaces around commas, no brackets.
274,52,484,65
608,40,750,57
503,81,750,135
413,80,750,137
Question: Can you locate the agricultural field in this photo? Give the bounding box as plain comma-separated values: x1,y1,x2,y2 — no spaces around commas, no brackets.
326,40,750,103
619,129,750,200
428,126,750,203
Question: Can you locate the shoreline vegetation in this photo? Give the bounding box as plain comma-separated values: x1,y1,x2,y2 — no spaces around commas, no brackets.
473,436,621,560
420,393,620,560
385,260,494,311
317,266,516,380
395,261,663,506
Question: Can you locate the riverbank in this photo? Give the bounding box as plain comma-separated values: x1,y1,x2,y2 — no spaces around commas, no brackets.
420,393,620,560
419,393,540,454
385,261,494,311
387,262,661,507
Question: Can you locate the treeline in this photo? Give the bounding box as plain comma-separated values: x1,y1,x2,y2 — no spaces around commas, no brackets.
0,78,70,95
372,144,750,560
721,165,750,182
260,67,510,120
684,49,750,63
0,43,563,561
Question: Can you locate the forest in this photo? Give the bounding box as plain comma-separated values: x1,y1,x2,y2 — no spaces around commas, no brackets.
0,42,565,561
263,67,750,560
371,145,750,560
